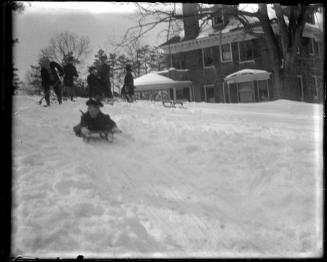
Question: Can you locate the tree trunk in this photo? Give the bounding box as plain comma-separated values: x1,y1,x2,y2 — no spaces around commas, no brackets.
271,64,282,100
281,53,298,101
257,4,283,100
263,38,282,100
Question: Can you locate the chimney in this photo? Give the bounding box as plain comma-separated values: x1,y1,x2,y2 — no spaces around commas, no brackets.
182,3,200,40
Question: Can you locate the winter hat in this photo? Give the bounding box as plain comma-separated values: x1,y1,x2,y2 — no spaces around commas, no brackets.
86,99,103,107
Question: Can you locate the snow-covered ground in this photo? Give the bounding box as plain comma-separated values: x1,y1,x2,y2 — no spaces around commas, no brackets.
12,95,323,258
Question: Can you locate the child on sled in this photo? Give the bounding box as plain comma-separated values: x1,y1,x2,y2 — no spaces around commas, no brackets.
73,99,121,140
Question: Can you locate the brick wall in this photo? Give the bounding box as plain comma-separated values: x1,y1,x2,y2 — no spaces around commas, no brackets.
169,36,323,103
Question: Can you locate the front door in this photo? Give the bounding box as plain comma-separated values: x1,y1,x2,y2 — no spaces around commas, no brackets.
204,85,215,102
238,82,254,102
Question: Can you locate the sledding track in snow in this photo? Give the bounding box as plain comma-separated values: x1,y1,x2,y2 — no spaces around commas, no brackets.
12,95,323,258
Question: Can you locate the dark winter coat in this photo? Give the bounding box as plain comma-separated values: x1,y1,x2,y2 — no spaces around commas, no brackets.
80,111,117,131
124,71,135,95
97,63,112,98
41,61,63,88
87,73,105,98
63,63,78,86
97,63,111,88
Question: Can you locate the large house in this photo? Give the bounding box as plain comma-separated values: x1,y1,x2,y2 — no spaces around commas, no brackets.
159,4,324,103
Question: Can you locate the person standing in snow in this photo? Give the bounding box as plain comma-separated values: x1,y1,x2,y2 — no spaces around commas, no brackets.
97,55,113,100
124,64,135,102
63,55,79,102
73,99,121,137
120,84,128,101
87,66,105,100
40,57,64,106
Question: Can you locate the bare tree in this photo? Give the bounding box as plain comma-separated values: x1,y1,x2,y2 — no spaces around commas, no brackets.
114,3,185,53
120,3,323,99
40,31,92,65
225,4,322,99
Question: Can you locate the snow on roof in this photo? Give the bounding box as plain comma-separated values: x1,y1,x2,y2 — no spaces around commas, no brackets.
196,19,214,39
135,73,176,85
224,69,271,83
162,4,322,47
134,72,192,92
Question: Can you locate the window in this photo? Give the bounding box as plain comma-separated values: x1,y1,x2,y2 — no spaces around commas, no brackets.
220,43,232,62
212,8,223,27
307,13,315,25
313,39,319,56
296,75,304,100
239,40,255,62
172,54,186,69
173,60,185,69
296,46,300,55
312,75,322,99
309,38,319,56
203,47,215,67
257,80,269,101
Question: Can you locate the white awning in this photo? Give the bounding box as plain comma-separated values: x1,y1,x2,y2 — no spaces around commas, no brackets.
224,69,271,84
134,72,192,92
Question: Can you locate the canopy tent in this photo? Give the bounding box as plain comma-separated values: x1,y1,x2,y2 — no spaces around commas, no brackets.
134,72,192,92
224,69,271,84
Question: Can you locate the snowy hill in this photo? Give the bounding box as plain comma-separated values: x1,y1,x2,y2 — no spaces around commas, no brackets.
12,95,323,258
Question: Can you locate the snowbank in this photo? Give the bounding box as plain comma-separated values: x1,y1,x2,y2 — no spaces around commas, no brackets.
12,96,323,258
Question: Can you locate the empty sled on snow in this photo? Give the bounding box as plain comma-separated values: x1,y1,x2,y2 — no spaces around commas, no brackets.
162,99,187,108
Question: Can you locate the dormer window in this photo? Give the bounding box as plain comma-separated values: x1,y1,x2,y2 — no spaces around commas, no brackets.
307,13,315,25
212,8,223,27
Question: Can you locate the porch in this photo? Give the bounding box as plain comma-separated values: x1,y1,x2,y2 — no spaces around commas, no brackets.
223,69,272,103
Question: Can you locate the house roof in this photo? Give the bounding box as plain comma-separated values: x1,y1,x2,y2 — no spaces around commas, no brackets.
134,72,192,92
224,69,271,84
160,6,323,54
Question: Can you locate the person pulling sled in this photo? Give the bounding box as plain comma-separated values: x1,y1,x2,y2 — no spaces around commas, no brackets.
39,57,64,106
73,99,121,142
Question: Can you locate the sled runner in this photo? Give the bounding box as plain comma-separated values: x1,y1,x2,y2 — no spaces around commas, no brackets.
81,130,114,143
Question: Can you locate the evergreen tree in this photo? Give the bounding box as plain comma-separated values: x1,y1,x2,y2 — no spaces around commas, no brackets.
93,49,109,68
25,65,42,95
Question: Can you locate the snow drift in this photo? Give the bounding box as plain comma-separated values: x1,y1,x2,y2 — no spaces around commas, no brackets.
12,95,323,258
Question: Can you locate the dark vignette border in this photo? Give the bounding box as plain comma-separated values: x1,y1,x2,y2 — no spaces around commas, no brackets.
2,1,13,261
1,0,326,261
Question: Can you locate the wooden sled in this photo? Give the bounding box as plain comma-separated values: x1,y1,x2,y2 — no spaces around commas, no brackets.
82,130,114,143
162,99,186,108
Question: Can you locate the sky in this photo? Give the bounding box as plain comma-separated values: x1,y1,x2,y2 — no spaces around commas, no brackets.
12,2,169,80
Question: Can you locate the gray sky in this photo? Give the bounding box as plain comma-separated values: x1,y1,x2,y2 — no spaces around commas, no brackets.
13,2,169,80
